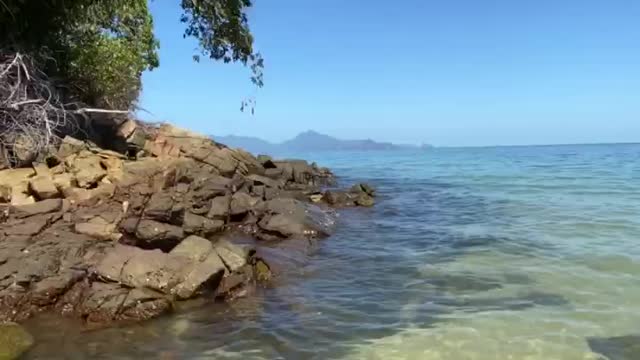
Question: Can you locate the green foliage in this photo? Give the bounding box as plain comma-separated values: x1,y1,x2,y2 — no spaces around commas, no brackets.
0,0,262,110
180,0,263,87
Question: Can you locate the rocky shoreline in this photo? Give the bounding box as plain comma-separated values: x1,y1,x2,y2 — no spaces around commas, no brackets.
0,122,374,353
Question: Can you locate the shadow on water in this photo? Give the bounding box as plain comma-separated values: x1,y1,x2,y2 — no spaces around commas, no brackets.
588,335,640,360
24,177,571,359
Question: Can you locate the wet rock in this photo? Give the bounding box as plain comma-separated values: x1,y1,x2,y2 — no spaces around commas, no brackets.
95,243,234,301
78,282,171,325
354,193,375,207
173,252,226,299
30,270,85,306
183,212,224,236
351,182,376,197
257,199,335,239
11,199,63,218
96,245,188,292
213,238,249,272
322,190,352,206
0,322,34,359
588,335,640,360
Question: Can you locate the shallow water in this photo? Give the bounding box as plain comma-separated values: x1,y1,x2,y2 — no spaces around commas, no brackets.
24,144,640,359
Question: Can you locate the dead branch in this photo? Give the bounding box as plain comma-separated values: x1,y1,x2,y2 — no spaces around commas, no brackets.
0,52,129,167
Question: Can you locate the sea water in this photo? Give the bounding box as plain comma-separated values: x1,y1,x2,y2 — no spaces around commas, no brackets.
24,144,640,359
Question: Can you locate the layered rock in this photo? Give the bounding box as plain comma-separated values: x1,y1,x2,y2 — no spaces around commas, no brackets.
0,123,376,327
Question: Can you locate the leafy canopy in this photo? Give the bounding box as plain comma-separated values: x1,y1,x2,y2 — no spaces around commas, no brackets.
0,0,262,109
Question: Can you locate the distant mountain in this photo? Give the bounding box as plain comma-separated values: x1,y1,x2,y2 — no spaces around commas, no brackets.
213,130,423,154
213,135,277,154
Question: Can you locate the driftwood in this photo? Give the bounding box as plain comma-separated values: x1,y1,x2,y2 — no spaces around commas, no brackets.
0,52,129,168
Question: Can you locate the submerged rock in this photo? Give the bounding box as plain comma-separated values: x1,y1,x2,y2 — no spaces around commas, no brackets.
588,335,640,360
0,322,34,359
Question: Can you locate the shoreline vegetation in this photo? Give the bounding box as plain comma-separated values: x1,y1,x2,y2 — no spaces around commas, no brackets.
0,120,377,357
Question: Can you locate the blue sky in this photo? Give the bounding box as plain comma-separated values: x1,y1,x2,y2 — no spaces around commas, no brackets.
140,0,640,146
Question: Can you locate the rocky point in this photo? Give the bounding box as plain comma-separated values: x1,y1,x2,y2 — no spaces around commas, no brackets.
0,122,375,331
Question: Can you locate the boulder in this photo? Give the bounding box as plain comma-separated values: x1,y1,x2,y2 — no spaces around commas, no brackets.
257,199,335,239
134,219,184,249
322,190,353,206
0,322,34,359
144,192,183,224
355,193,375,207
245,174,283,189
28,176,60,200
52,173,74,194
169,235,213,262
74,217,120,241
57,136,86,158
95,244,231,300
11,199,64,218
172,252,226,299
264,168,283,179
230,192,260,217
96,245,188,292
183,212,224,236
77,282,171,324
65,151,108,188
351,183,376,197
213,238,249,272
207,195,230,219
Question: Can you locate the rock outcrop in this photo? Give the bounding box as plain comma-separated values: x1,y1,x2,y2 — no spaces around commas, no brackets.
0,122,376,328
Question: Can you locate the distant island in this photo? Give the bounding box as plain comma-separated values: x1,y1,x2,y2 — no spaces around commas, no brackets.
213,130,429,154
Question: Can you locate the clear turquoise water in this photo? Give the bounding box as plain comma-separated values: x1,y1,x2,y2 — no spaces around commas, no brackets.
25,144,640,359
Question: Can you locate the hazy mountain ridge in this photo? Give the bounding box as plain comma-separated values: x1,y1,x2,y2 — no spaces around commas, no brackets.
213,131,424,154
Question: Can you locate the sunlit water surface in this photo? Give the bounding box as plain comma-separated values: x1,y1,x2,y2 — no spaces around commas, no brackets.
24,144,640,359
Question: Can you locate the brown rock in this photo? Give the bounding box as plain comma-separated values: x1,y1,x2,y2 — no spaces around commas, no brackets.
57,136,86,158
75,217,120,241
11,199,63,218
183,212,224,236
173,252,226,299
117,119,138,139
65,151,107,188
207,195,230,219
135,219,184,249
230,192,260,216
213,238,249,272
169,235,213,261
28,176,60,200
